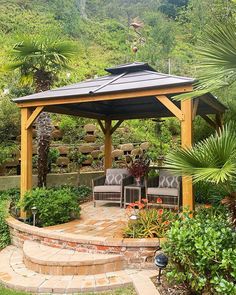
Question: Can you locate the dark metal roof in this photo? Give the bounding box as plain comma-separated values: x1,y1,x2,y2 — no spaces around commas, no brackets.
13,62,195,103
13,62,227,120
105,62,157,74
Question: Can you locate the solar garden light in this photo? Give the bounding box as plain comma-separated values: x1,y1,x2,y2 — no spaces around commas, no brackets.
129,214,139,238
154,252,168,284
31,206,37,226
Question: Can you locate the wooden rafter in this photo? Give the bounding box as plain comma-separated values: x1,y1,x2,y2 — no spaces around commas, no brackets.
25,106,44,129
110,120,124,135
17,85,194,108
192,98,199,120
156,95,184,121
201,114,217,129
97,119,106,134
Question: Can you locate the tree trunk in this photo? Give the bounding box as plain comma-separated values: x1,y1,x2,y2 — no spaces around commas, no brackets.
36,112,53,187
35,70,53,187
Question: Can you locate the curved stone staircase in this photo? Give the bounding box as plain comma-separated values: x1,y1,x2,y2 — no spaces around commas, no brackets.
0,242,158,294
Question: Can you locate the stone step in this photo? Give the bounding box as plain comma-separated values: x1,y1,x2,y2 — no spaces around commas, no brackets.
23,240,125,275
0,245,157,293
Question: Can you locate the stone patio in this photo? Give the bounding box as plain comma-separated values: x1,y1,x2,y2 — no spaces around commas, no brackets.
46,202,127,238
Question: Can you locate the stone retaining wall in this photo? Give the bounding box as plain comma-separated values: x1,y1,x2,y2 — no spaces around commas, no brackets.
0,171,103,190
7,217,160,269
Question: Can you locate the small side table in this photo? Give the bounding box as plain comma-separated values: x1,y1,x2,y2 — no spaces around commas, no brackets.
124,184,146,208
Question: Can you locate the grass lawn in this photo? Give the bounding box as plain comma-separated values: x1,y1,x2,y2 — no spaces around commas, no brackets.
0,286,136,295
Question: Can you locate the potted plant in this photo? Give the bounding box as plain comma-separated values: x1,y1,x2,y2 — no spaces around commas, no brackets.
127,157,150,186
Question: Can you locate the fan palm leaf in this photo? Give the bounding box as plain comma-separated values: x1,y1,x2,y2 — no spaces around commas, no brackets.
175,20,236,100
165,123,236,185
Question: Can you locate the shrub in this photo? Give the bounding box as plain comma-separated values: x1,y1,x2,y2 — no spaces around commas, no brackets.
194,181,227,205
124,207,178,238
58,185,92,204
20,187,80,227
163,207,236,294
0,188,20,217
0,200,11,249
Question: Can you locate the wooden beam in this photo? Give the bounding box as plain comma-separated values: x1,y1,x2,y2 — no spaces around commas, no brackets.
25,106,44,129
156,95,184,121
200,95,226,113
45,106,105,119
20,108,33,219
104,119,112,170
16,85,194,108
201,114,217,129
97,120,106,134
110,120,124,135
192,98,199,120
181,99,194,212
215,113,223,130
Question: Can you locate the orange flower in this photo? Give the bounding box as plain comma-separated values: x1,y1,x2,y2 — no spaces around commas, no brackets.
156,197,163,204
164,220,169,225
204,204,212,208
158,209,163,215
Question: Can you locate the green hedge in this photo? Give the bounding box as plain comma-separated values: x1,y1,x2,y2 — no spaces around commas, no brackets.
163,207,236,294
20,187,81,227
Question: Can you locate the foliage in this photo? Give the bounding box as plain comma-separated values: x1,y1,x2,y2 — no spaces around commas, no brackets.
57,185,92,204
127,157,150,179
166,122,236,223
163,207,236,294
0,187,20,217
0,144,17,166
20,187,80,227
8,37,77,90
0,97,20,143
124,206,178,238
59,116,87,144
0,286,136,295
0,199,11,249
194,181,227,205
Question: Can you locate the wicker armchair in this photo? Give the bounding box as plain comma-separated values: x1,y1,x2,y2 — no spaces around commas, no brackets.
92,168,133,207
146,169,181,210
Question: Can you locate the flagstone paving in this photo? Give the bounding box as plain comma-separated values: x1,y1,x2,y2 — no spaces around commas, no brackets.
46,202,128,238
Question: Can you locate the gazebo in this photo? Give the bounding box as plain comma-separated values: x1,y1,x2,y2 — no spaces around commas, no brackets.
13,62,226,217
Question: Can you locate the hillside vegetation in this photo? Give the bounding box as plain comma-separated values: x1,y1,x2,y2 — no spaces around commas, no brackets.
0,0,235,167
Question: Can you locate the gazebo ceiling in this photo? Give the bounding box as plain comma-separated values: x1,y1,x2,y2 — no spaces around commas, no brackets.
13,62,226,120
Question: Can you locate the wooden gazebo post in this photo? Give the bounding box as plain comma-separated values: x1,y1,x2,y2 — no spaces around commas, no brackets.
20,108,33,218
181,99,194,211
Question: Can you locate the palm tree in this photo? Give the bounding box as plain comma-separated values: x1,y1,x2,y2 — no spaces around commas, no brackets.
9,37,76,187
177,20,236,99
165,123,236,225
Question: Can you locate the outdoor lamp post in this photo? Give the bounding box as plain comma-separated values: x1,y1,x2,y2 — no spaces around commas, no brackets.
129,214,139,238
31,206,37,226
154,253,168,284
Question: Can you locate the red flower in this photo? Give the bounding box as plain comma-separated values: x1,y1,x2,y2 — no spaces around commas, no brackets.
156,197,163,204
158,209,163,215
141,198,148,203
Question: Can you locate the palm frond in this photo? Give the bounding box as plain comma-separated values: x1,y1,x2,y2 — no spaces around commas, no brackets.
165,123,236,184
175,21,236,101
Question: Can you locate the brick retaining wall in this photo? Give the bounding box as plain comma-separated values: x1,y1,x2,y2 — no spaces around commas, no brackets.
7,217,160,269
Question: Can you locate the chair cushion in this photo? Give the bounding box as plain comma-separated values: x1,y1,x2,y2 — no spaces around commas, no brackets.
159,170,180,189
105,168,129,185
147,187,179,196
93,185,121,193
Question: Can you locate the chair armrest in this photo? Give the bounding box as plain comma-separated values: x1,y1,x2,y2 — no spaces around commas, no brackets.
92,175,106,187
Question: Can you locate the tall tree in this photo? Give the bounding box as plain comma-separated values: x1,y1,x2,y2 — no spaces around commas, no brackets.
9,37,76,187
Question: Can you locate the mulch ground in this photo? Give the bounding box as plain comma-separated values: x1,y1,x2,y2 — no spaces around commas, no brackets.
152,275,192,295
